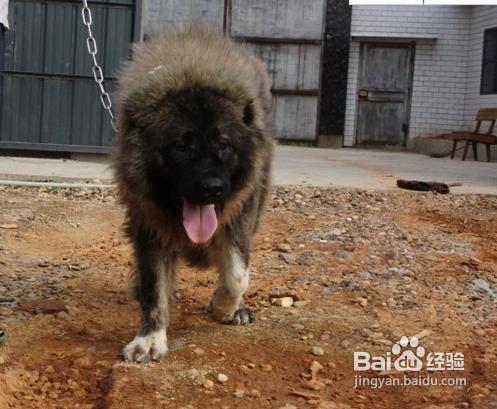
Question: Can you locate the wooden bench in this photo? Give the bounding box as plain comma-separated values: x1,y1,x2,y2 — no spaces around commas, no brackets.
450,108,497,162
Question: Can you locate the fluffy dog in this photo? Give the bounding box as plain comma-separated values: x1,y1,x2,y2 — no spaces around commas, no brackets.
111,27,273,363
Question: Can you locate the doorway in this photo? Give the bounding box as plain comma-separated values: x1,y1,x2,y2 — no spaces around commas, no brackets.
355,42,414,146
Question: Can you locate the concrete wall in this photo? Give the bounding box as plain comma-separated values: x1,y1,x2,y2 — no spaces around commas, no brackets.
144,0,224,32
344,5,474,146
464,6,497,127
141,0,325,141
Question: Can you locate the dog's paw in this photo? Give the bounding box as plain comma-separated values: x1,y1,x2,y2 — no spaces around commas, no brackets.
123,329,168,363
170,289,182,302
224,307,254,325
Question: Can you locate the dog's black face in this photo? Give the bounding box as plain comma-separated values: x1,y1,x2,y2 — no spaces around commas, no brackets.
157,126,233,206
138,87,258,243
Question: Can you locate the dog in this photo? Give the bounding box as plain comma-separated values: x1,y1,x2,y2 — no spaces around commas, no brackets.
111,27,273,363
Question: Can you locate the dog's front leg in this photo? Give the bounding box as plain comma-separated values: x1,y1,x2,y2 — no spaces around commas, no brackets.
123,232,174,363
209,245,253,325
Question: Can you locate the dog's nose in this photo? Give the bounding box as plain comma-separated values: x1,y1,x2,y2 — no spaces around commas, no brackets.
201,178,224,199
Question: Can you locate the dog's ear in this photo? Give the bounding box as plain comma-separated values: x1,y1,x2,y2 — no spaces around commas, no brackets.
243,102,254,126
121,91,159,132
123,104,138,131
120,92,143,132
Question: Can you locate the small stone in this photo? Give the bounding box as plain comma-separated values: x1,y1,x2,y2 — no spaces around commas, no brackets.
337,250,352,260
356,271,372,280
473,328,486,337
321,228,343,239
279,253,296,264
306,379,325,391
250,389,261,398
278,405,297,409
473,279,492,293
16,299,67,315
0,224,17,229
293,300,310,308
371,332,383,340
184,369,200,381
320,333,330,341
56,311,71,320
386,298,396,307
413,329,431,339
302,333,314,341
469,257,481,266
48,391,59,399
356,297,368,307
217,373,228,383
310,346,324,356
74,357,92,369
202,379,214,390
233,388,245,398
193,348,205,357
168,339,184,351
309,361,323,378
0,354,8,365
340,339,351,349
276,243,292,253
271,297,294,307
260,364,272,372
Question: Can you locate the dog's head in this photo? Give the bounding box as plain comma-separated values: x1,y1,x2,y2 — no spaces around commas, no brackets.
119,85,264,244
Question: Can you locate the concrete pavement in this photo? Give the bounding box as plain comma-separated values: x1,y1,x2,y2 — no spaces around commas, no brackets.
0,146,496,194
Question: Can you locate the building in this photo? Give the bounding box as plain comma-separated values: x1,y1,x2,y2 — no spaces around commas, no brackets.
341,5,497,149
0,1,496,154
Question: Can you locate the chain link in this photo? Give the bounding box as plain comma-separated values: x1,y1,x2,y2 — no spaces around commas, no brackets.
81,0,118,132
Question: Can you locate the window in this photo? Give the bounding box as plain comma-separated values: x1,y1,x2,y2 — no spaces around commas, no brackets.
481,27,497,95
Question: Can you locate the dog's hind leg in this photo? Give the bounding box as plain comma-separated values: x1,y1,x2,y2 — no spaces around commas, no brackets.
209,245,253,325
123,229,176,363
167,261,182,302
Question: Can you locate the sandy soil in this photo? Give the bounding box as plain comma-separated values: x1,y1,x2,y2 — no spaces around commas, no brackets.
0,185,496,409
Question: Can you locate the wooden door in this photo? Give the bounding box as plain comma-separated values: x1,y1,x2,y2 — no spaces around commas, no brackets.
356,42,414,145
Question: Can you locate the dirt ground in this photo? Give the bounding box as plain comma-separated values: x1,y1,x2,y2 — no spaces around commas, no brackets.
0,185,496,409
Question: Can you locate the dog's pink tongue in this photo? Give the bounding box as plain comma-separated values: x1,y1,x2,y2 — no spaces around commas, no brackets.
182,201,218,244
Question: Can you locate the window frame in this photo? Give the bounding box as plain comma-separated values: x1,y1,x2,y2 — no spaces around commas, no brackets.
480,27,497,95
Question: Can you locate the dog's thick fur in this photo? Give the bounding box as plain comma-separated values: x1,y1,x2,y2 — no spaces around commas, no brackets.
111,27,273,363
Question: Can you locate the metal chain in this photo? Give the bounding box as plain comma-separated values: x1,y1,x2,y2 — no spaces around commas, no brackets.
81,0,118,132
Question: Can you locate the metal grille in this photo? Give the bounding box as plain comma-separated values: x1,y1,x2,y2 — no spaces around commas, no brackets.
0,0,137,153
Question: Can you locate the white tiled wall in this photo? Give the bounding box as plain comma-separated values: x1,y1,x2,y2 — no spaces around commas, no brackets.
344,5,497,146
464,6,497,127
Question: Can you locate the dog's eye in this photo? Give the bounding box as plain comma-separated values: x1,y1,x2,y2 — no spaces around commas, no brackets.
172,143,187,153
218,141,229,151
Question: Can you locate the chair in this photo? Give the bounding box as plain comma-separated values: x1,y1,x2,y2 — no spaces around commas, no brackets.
450,108,497,162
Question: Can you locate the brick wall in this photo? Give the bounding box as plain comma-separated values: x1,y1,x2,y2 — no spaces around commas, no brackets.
344,6,473,146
